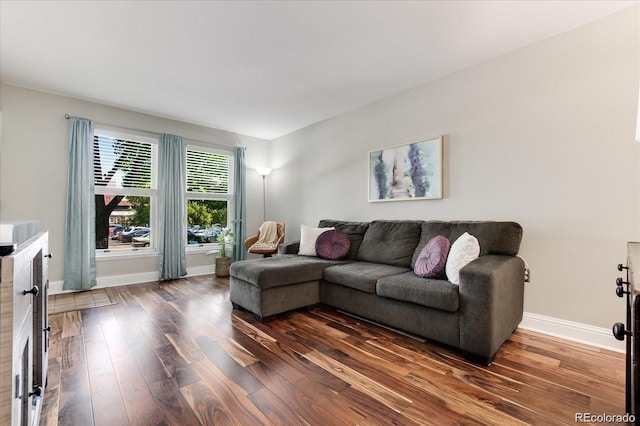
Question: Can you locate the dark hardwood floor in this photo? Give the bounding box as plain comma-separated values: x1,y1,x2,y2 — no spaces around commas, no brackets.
41,275,628,425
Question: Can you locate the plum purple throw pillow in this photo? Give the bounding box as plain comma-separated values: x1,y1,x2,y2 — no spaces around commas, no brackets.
414,235,451,278
315,230,351,260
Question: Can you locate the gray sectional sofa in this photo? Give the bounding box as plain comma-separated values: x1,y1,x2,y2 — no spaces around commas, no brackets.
229,219,525,365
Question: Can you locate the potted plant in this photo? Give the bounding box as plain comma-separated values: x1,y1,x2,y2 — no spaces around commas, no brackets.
214,226,235,277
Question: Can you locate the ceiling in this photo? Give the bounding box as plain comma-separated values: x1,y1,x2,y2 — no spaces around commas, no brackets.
1,1,637,140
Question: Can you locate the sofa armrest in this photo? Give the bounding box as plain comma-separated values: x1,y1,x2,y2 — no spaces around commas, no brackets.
458,255,525,363
278,240,300,255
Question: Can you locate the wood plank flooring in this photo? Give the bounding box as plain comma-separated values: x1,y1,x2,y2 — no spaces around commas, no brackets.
41,275,628,425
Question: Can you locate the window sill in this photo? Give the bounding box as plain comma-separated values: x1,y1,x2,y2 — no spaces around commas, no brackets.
95,244,226,260
186,244,222,255
96,249,159,261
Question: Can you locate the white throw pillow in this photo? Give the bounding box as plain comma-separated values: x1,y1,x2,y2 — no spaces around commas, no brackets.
445,232,480,285
298,225,334,256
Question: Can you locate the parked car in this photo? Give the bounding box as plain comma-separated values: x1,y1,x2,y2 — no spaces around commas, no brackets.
119,226,146,242
118,226,136,241
187,229,207,244
109,225,124,240
120,227,150,243
131,232,150,247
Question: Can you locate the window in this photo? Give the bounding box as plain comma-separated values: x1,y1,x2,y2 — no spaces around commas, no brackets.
185,146,233,247
93,128,158,252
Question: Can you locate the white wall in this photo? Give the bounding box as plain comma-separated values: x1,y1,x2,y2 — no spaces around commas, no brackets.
269,7,640,331
0,84,270,287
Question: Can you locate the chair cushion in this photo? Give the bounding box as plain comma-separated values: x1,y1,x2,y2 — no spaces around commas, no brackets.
414,235,450,278
316,230,351,260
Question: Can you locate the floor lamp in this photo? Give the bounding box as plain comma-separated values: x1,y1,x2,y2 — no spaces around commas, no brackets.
256,167,272,222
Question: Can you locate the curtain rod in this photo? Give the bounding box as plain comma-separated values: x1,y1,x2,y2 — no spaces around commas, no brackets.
64,114,241,151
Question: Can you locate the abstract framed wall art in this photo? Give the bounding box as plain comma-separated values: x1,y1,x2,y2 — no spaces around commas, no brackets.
369,136,442,202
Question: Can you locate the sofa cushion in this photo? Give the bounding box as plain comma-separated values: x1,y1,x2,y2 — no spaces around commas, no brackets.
323,262,411,293
230,255,339,289
316,230,351,260
299,225,334,256
411,221,522,267
376,272,460,312
414,235,450,278
448,221,522,256
318,219,369,260
357,220,422,267
446,232,480,285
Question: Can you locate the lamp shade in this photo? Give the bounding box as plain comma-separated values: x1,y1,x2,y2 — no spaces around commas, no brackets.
256,167,272,177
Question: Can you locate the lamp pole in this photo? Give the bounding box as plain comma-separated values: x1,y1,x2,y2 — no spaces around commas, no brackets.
256,167,272,222
261,174,267,221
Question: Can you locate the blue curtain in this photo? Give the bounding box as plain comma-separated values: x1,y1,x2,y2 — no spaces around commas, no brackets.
63,117,97,290
233,146,247,261
158,134,187,280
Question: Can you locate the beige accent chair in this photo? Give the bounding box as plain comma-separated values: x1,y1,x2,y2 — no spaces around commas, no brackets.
245,222,285,257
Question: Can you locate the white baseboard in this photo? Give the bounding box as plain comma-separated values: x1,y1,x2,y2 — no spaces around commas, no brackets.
186,264,216,277
520,312,624,353
49,264,215,295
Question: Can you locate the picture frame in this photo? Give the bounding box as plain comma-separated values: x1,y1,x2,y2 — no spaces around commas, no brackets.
368,136,442,202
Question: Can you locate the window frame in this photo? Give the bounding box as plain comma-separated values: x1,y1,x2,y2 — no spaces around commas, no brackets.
185,144,235,252
93,125,159,257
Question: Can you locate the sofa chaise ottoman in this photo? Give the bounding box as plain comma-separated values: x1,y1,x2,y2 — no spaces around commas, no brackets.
229,219,525,365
